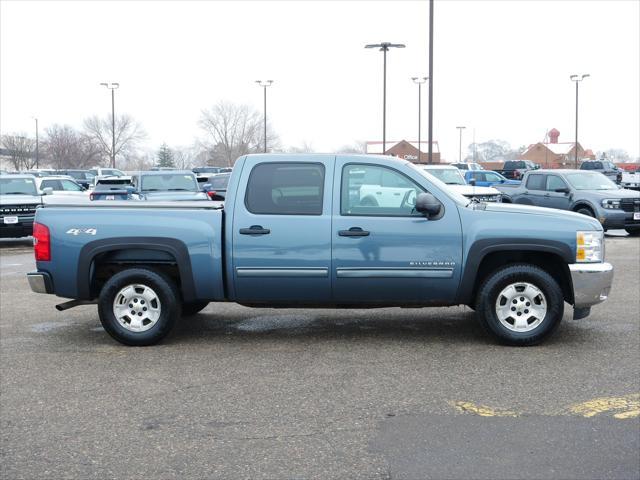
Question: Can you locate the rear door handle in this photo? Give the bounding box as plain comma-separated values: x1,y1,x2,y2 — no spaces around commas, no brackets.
239,225,271,235
339,227,370,237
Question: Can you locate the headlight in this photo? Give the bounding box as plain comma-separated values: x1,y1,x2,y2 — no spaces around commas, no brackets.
576,231,603,263
601,198,621,209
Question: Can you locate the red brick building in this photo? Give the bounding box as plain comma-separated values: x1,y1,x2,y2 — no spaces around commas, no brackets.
519,128,594,168
365,140,441,163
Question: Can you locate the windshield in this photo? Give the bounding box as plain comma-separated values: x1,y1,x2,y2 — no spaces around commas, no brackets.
408,164,470,206
565,172,618,190
141,174,198,192
0,177,38,195
421,167,466,185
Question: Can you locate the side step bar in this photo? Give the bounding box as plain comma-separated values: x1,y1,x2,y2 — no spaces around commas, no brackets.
55,300,97,311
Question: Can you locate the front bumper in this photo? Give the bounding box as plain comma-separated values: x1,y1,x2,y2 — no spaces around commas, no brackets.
569,262,613,309
27,272,54,294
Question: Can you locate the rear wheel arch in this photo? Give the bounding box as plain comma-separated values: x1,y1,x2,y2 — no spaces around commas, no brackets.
77,237,197,302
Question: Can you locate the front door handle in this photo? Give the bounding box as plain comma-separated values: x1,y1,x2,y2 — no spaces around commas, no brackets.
338,227,370,237
239,225,271,235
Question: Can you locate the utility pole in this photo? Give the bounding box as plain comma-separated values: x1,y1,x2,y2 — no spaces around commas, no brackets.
34,117,39,169
456,126,466,162
427,0,434,164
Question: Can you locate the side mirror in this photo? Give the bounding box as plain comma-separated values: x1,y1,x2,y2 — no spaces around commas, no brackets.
202,183,213,192
415,193,442,218
469,179,476,186
555,187,570,194
42,187,53,195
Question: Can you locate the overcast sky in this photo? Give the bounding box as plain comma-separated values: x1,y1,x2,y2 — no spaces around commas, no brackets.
1,0,639,161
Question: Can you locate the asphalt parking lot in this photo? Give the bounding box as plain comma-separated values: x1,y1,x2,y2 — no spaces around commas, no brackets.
1,234,639,480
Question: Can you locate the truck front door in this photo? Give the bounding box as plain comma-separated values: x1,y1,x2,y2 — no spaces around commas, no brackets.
331,159,463,304
231,157,333,303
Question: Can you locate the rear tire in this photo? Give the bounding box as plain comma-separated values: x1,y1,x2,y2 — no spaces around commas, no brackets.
476,264,564,346
182,301,209,316
625,228,640,236
98,268,181,346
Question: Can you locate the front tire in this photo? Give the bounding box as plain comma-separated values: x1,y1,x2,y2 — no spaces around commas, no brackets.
98,268,181,346
476,264,564,346
625,228,640,236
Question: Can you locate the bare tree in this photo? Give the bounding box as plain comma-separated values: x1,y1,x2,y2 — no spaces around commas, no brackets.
198,101,279,167
43,124,100,170
83,114,146,166
1,134,37,170
173,145,199,170
335,141,367,154
286,141,315,153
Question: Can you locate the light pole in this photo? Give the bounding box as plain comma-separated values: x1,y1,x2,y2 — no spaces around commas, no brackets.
570,74,589,169
456,126,466,162
33,117,39,169
411,77,428,163
100,82,119,168
255,80,274,153
428,0,434,164
365,42,406,154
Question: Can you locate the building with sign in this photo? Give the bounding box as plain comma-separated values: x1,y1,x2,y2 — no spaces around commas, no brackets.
365,140,441,163
519,128,594,168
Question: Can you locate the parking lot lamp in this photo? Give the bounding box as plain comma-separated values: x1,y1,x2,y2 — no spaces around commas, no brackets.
365,42,406,154
33,117,39,169
570,74,589,169
456,126,466,162
411,77,428,162
100,82,120,168
255,80,274,153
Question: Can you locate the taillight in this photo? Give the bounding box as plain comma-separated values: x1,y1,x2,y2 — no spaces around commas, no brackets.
207,191,217,199
33,222,51,261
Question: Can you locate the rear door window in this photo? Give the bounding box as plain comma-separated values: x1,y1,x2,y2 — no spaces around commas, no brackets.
526,174,546,191
245,163,325,215
546,175,567,191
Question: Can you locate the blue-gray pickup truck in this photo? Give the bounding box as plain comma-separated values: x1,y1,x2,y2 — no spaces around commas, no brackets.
27,154,614,346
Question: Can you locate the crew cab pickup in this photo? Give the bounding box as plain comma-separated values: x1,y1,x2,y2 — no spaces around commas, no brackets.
27,154,614,346
496,160,539,180
496,169,640,235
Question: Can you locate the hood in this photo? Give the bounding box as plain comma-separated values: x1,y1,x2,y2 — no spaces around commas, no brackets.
449,185,500,196
0,194,42,205
142,191,208,201
575,188,640,200
482,202,602,230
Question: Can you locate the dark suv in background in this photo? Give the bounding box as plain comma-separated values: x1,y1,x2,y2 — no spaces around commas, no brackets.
580,160,622,184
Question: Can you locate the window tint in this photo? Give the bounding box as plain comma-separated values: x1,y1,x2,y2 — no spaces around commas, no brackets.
41,180,61,190
526,174,546,190
245,163,324,215
546,175,567,191
141,174,197,192
209,174,230,189
341,164,425,216
61,179,83,191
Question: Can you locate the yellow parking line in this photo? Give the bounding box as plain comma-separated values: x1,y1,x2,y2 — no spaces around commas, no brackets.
451,394,640,420
451,401,519,417
567,394,640,419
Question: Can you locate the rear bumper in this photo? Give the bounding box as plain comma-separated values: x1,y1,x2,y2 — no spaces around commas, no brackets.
27,272,54,294
569,262,613,309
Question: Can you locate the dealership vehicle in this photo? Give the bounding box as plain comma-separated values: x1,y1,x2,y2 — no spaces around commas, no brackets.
451,162,484,171
88,167,126,178
201,172,230,200
419,165,502,202
90,177,138,201
580,160,622,184
55,170,97,189
496,170,640,235
496,160,539,180
0,174,42,238
620,170,640,191
131,171,209,201
35,176,88,197
27,154,614,347
464,170,521,187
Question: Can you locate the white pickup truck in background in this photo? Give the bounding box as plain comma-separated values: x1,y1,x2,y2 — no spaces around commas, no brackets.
621,170,640,191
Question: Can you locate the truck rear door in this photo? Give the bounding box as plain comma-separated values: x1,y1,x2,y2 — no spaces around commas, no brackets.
231,156,334,303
